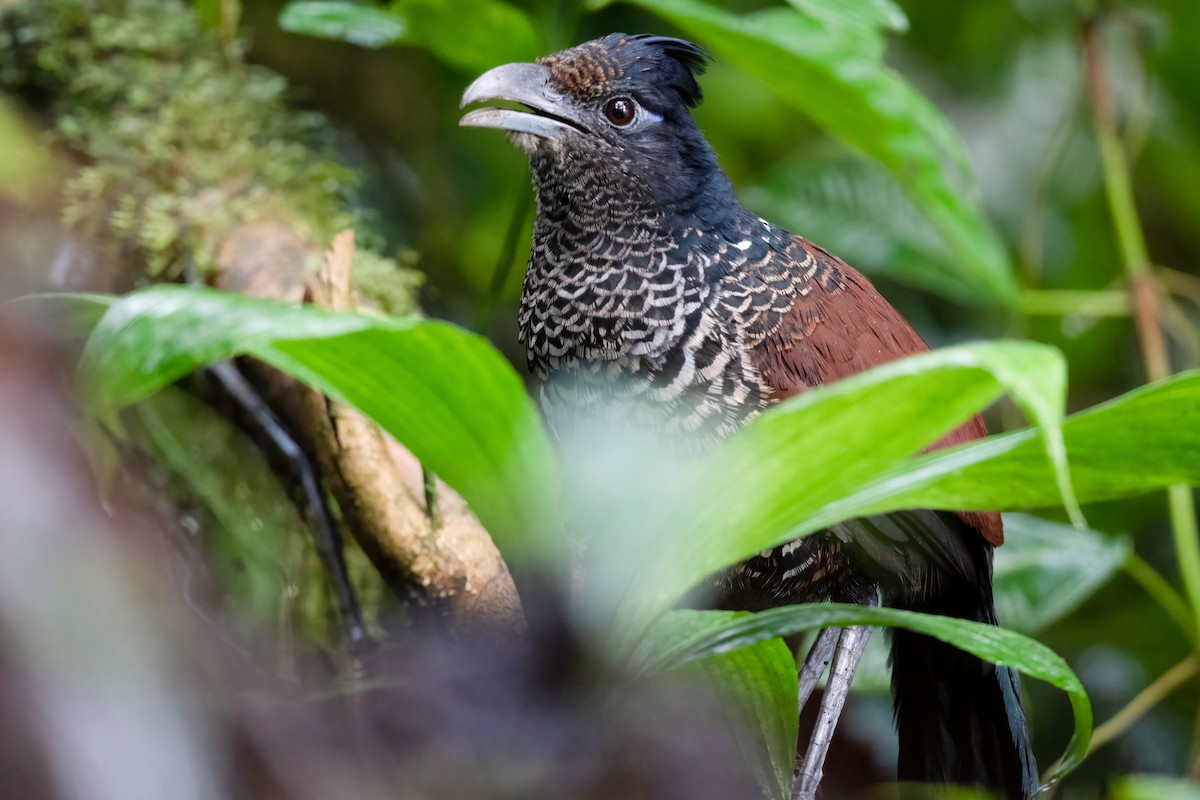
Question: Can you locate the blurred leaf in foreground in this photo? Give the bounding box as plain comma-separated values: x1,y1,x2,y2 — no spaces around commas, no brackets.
1109,774,1200,800
679,616,797,800
279,0,540,70
639,603,1092,786
75,286,560,567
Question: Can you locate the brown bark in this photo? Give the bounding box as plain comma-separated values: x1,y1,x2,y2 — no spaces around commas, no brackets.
292,230,523,629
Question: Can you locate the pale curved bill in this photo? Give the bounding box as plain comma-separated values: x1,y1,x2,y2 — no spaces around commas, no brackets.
459,107,573,139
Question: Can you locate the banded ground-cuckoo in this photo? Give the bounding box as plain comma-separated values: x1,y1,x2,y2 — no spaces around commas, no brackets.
461,33,1038,799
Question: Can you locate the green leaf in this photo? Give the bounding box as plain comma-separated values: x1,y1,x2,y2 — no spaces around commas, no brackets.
784,0,909,53
993,514,1130,634
403,0,540,70
612,0,1018,305
77,286,560,563
822,370,1200,522
641,604,1092,786
598,341,1073,631
279,1,408,48
660,612,797,800
1109,775,1200,800
839,512,1132,691
78,287,369,417
278,0,539,69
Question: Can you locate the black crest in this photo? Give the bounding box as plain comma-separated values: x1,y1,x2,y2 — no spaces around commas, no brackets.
623,33,710,108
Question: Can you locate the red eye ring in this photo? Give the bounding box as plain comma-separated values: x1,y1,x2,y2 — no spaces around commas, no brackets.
604,97,637,127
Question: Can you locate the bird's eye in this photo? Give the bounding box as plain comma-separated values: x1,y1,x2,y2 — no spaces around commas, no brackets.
604,97,637,127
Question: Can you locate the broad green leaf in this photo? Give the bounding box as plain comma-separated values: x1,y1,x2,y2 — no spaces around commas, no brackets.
784,0,908,57
403,0,539,71
662,612,797,800
279,1,408,48
77,286,559,562
597,341,1073,631
837,512,1132,692
640,604,1092,786
1110,775,1200,800
818,370,1200,524
993,514,1130,634
279,0,538,69
609,0,1017,305
79,287,371,417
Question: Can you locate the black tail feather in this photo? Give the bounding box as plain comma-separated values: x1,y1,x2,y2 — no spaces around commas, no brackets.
834,510,1039,798
891,615,1038,797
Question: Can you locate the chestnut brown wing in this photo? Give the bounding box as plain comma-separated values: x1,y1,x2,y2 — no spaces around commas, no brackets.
746,235,1003,546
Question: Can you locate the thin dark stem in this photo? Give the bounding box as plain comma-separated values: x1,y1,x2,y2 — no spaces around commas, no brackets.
207,361,368,649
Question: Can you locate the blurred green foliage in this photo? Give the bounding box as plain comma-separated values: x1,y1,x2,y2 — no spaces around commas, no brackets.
237,0,1200,794
0,0,421,312
62,278,1200,795
281,0,540,68
3,0,1200,797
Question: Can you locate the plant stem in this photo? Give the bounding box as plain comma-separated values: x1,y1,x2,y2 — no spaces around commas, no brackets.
1160,265,1200,312
1124,553,1198,647
1083,16,1200,642
1018,289,1130,317
1084,22,1150,276
1087,654,1200,755
1169,482,1200,639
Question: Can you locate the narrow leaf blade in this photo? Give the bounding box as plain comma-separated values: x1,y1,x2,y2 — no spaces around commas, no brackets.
641,604,1092,786
669,614,798,800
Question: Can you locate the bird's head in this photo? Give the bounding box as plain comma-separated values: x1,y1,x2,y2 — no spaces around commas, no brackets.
461,33,732,221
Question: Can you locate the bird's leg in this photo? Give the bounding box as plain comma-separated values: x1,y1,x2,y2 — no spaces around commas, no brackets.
792,625,873,800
